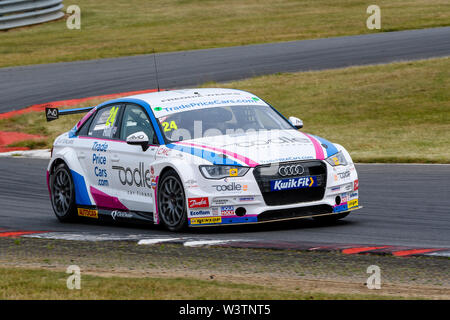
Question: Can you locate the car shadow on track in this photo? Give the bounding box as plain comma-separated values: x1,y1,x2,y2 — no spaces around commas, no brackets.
62,215,356,236
180,218,355,235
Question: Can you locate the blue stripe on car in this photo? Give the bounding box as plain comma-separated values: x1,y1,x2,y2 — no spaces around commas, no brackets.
70,170,92,205
221,216,258,224
311,135,338,157
188,216,258,226
166,143,242,166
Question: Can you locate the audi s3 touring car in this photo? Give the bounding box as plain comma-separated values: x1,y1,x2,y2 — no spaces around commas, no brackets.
46,88,360,231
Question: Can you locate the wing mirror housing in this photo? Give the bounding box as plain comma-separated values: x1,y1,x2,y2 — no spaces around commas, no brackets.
288,116,303,129
126,131,149,151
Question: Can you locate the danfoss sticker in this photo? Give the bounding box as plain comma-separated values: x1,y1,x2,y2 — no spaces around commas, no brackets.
188,197,209,208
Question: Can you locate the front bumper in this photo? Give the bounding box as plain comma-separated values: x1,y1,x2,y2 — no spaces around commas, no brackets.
185,161,360,227
189,205,362,227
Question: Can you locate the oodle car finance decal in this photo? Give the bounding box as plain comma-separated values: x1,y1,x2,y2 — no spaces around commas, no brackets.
212,183,248,192
112,163,151,188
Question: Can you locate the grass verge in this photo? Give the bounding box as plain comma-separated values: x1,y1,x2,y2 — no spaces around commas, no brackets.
3,238,449,299
0,267,400,300
1,57,449,163
1,0,449,68
209,57,450,163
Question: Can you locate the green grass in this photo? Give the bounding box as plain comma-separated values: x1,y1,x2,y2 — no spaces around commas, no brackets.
6,139,48,149
210,57,450,163
0,267,403,299
1,0,449,68
0,57,448,163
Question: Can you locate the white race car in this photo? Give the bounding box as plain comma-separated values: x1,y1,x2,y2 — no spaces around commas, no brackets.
46,88,360,231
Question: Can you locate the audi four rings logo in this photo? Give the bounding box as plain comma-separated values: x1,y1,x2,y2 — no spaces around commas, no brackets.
278,164,305,176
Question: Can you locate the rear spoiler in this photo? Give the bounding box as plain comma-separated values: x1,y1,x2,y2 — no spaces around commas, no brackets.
45,106,95,122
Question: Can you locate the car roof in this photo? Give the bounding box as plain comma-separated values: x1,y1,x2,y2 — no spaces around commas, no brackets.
126,88,269,117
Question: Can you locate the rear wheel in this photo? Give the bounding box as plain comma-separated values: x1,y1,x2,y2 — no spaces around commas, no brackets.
313,211,349,223
50,163,77,222
157,169,187,231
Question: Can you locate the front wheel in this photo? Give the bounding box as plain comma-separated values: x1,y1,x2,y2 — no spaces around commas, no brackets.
50,163,77,222
157,169,187,231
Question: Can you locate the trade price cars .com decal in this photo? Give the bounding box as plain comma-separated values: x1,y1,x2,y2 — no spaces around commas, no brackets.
92,141,109,187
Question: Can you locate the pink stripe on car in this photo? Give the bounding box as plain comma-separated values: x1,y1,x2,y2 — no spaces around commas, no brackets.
301,132,325,160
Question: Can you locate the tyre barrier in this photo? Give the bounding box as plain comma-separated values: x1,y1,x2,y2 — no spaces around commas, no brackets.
0,0,64,30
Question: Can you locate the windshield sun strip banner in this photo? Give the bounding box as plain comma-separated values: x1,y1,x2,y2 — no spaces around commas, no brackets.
151,97,269,117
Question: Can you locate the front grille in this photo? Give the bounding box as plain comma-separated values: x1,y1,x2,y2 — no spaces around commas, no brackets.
258,204,333,222
253,160,327,206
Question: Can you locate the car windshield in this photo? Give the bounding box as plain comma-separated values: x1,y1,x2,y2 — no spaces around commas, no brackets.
157,105,295,142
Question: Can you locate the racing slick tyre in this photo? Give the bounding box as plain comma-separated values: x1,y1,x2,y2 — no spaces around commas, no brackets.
50,163,77,222
157,169,188,232
313,211,349,223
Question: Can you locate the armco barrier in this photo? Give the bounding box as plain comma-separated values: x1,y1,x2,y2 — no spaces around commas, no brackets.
0,0,64,30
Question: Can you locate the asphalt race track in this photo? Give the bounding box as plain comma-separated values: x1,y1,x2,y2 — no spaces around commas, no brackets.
0,158,449,248
1,27,450,113
1,27,449,250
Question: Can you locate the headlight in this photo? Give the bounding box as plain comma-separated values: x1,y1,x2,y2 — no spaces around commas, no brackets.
325,151,348,166
199,165,250,179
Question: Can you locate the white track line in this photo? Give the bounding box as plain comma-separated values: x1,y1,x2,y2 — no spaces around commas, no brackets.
423,251,450,257
183,240,234,247
24,232,150,241
0,149,51,159
138,238,182,245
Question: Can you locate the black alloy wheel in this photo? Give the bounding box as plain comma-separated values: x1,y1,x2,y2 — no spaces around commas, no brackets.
50,163,77,222
157,169,187,231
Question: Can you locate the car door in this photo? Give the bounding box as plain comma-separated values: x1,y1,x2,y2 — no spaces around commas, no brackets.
76,103,124,208
110,103,159,213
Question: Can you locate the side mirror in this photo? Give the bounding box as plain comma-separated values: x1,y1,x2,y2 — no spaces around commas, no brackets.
126,131,149,151
288,116,303,129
